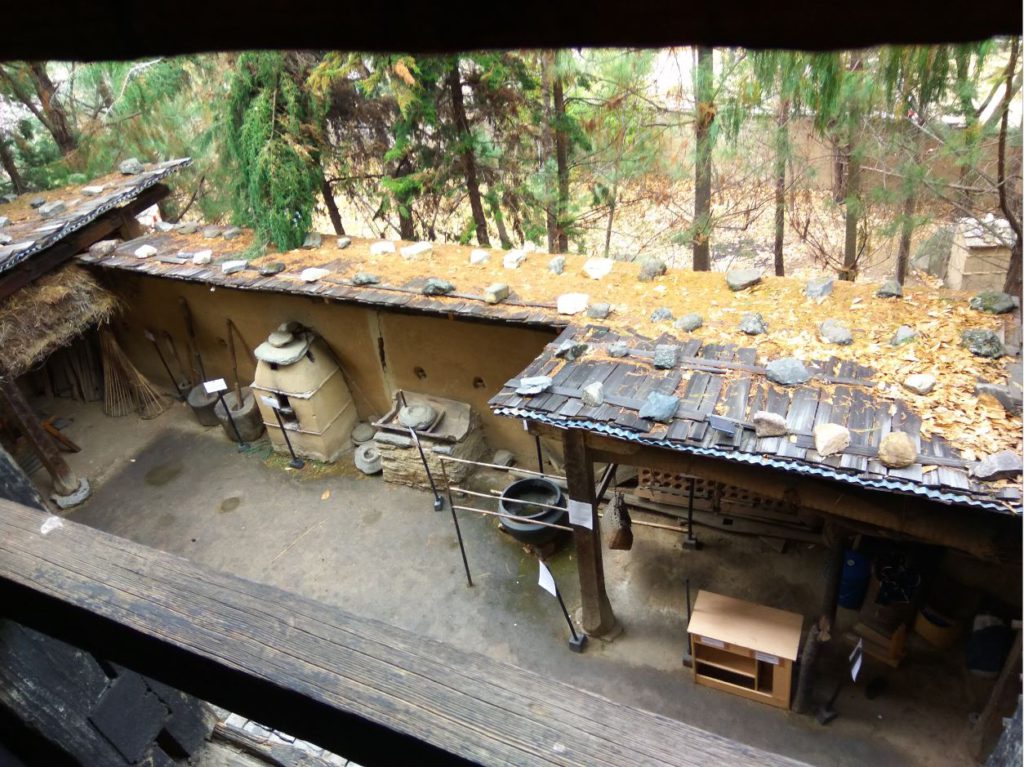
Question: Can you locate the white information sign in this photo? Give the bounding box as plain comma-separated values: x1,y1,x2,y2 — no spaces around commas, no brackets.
260,394,281,410
203,378,228,394
538,560,558,597
567,499,593,529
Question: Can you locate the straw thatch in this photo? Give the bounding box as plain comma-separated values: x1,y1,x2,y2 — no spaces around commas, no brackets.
0,265,120,376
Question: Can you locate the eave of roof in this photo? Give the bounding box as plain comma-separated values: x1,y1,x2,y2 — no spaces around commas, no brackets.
487,324,1022,514
496,403,1017,514
0,158,191,276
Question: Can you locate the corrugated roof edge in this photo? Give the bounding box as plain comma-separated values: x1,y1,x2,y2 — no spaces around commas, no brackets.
493,405,1021,515
0,157,192,275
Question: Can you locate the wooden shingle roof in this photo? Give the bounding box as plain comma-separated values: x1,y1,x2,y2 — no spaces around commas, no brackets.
0,158,190,277
489,324,1022,514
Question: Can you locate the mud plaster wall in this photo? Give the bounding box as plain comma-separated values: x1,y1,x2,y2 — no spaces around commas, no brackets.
98,271,556,460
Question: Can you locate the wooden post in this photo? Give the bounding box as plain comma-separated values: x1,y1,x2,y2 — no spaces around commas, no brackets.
792,624,820,714
793,527,846,714
967,629,1022,760
0,378,80,497
819,525,847,642
562,429,618,638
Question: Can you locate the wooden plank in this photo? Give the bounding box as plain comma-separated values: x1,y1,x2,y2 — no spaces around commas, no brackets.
0,500,807,767
775,387,820,461
820,385,852,469
754,385,791,455
688,590,803,661
716,348,754,449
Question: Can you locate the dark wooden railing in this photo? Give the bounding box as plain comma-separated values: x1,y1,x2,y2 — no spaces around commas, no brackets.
0,500,807,767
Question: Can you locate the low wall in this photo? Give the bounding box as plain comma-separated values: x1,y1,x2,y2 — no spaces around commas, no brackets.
98,271,556,461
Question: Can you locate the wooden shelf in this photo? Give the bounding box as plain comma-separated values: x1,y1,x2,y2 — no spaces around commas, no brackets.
693,644,756,678
688,590,803,711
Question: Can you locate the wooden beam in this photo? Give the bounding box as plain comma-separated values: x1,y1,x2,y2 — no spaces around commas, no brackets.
967,629,1023,760
0,183,169,301
0,499,809,767
0,378,79,496
529,424,1019,562
562,429,618,638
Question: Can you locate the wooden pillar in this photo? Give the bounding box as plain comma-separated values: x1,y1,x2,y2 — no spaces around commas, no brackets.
792,625,820,714
794,525,846,713
562,429,618,637
0,378,80,496
968,629,1022,760
819,526,847,642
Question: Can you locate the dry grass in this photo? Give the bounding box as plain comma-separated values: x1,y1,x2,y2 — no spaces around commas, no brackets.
0,264,120,376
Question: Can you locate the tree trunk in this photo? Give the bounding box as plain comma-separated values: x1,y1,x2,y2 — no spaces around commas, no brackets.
839,136,860,281
831,140,846,204
895,189,917,286
839,55,863,282
604,121,626,260
393,159,415,240
603,184,618,260
552,53,570,254
773,98,789,277
320,175,345,235
999,38,1022,296
447,63,490,247
485,189,513,249
541,53,558,253
692,46,714,272
0,135,27,193
26,62,78,158
895,118,925,286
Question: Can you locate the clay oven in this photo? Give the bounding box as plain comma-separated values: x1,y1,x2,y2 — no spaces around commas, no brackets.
252,323,358,462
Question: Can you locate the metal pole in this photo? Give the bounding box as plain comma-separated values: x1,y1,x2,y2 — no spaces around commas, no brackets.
216,391,247,450
272,408,304,469
439,459,472,587
408,427,443,511
534,433,544,474
555,588,580,642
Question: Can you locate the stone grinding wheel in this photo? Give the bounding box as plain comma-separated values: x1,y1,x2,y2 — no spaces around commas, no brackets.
351,422,376,445
398,403,437,431
355,443,382,474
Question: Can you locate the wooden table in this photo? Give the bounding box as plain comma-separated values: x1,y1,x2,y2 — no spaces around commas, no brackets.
687,590,803,710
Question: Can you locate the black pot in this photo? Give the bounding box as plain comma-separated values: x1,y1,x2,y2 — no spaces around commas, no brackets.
498,477,568,545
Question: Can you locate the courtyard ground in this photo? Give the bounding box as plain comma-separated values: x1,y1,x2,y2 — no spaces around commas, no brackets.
30,396,996,767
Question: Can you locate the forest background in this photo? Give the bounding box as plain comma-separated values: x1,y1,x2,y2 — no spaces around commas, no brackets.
1,43,1021,291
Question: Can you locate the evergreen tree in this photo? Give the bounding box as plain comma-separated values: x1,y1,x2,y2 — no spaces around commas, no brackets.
224,52,327,250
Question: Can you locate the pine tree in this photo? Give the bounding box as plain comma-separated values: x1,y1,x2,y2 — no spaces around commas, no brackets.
224,52,327,250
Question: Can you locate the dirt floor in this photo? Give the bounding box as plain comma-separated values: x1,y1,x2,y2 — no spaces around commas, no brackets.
29,397,999,767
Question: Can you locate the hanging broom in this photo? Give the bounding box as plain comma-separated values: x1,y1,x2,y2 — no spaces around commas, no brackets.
100,329,169,419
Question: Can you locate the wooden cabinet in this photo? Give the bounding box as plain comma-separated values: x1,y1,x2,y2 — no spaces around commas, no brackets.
687,590,803,710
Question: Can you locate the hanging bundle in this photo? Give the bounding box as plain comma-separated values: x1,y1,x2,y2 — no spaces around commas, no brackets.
607,492,634,551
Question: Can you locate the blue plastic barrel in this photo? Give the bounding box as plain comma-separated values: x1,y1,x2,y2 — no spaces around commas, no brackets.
838,550,871,610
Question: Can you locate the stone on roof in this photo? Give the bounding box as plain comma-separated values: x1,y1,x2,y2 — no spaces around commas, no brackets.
726,268,762,291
